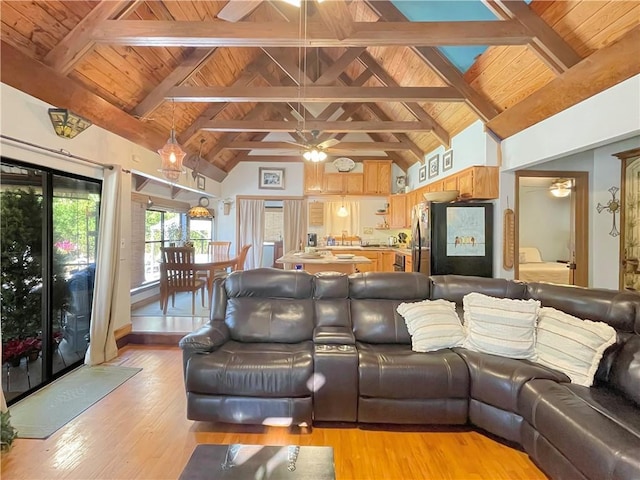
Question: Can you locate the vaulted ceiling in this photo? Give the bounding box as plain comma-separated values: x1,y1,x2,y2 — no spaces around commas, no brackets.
1,0,638,182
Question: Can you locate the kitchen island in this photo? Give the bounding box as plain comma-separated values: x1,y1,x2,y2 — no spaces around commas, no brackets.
276,251,372,274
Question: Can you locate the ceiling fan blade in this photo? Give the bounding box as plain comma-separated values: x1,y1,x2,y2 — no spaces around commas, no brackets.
317,138,340,149
217,0,263,22
284,140,307,148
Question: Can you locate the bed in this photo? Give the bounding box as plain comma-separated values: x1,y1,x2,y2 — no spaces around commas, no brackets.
518,247,571,284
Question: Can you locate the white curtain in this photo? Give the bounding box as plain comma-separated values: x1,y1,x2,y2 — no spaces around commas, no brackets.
84,166,121,366
238,199,265,269
283,199,308,254
324,201,360,239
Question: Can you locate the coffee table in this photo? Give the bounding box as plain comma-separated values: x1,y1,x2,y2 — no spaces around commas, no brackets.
179,444,335,480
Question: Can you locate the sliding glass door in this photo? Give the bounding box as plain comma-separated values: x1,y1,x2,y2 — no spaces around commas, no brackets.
1,159,101,404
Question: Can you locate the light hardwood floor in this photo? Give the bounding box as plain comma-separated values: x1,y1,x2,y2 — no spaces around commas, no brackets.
1,346,547,480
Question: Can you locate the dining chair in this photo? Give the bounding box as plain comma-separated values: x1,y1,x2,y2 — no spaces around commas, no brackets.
159,246,197,312
160,263,206,315
203,241,232,280
234,244,252,271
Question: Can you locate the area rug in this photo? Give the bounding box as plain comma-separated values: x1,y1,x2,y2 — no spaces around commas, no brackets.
9,365,141,439
180,444,335,480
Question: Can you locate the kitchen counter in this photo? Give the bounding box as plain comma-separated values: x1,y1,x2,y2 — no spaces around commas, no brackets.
318,245,412,255
276,251,372,274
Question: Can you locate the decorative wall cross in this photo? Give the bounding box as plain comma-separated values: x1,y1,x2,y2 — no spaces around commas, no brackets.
597,186,620,237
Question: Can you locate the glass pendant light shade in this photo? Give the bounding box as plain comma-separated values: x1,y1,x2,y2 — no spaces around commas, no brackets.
158,128,186,181
549,179,572,198
187,205,212,218
303,148,327,162
337,197,349,217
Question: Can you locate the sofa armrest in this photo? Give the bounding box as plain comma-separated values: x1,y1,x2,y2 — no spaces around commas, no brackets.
313,326,355,345
179,321,229,372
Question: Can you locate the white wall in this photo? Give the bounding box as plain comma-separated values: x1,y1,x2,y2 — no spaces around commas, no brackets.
495,75,640,286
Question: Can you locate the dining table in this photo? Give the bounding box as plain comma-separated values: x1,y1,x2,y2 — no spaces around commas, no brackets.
193,253,240,302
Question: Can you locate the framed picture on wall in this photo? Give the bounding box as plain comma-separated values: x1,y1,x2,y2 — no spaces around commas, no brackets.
419,165,427,182
443,149,453,171
196,174,206,190
259,167,285,189
428,154,440,178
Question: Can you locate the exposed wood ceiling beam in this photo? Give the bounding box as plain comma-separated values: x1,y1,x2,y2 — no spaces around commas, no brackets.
487,25,640,139
133,47,216,119
315,47,366,86
355,51,450,147
200,120,433,133
166,86,464,102
44,0,141,75
364,0,500,122
482,0,581,75
230,154,392,163
224,141,414,152
91,20,532,47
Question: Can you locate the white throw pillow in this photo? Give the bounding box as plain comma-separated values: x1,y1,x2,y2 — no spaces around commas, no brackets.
519,247,543,263
535,307,617,387
462,292,540,359
397,300,465,352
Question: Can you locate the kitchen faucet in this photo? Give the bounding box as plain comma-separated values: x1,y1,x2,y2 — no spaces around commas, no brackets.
342,230,347,246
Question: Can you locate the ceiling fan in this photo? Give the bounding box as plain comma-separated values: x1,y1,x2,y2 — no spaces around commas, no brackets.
285,130,341,162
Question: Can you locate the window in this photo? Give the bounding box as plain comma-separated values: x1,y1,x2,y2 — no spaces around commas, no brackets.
264,203,283,242
144,210,187,283
189,218,213,255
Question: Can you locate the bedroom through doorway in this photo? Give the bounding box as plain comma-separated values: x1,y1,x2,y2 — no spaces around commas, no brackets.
515,171,589,287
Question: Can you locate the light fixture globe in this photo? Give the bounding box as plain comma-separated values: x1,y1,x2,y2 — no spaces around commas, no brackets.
303,148,327,163
549,179,572,198
158,129,186,181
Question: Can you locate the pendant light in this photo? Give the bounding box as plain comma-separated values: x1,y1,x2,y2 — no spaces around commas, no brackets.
337,196,349,217
549,178,572,198
158,100,186,182
188,197,212,218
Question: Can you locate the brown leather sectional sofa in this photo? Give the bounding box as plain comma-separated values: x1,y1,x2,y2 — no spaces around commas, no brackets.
179,269,640,480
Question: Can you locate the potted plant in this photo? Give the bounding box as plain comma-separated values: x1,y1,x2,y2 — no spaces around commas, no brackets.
23,337,42,362
2,339,26,367
1,410,18,452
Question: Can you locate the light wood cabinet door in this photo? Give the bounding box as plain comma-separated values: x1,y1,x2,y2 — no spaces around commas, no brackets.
405,255,413,272
457,170,474,198
323,173,345,194
443,175,458,191
388,194,407,228
363,160,392,195
345,174,364,194
357,251,380,273
304,162,324,194
380,251,395,272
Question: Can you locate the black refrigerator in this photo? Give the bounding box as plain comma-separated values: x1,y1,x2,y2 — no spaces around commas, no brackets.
411,201,493,277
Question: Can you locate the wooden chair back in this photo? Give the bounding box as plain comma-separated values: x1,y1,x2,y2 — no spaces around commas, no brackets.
159,262,206,314
207,241,231,258
161,246,194,264
234,244,252,271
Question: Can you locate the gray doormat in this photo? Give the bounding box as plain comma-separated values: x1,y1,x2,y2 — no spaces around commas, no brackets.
180,444,335,480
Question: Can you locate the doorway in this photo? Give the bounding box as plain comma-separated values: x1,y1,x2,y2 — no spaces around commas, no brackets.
614,147,640,290
515,171,589,286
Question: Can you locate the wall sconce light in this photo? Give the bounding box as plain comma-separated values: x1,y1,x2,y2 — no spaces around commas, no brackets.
549,178,572,198
222,198,233,216
47,108,92,139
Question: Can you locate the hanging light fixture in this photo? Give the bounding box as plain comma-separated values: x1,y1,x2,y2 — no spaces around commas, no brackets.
188,197,212,218
549,178,572,198
337,196,349,217
158,100,186,182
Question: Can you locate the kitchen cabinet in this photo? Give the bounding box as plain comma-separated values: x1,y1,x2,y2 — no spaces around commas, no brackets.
443,175,458,191
363,160,392,195
380,251,395,272
388,194,408,228
456,166,499,199
405,255,413,273
304,162,324,194
323,173,364,194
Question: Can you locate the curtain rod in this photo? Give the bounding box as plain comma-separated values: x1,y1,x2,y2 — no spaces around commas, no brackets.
1,134,115,170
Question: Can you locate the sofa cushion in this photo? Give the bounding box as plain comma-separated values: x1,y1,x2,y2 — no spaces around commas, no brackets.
519,379,640,480
462,293,540,359
430,274,528,305
610,335,640,405
535,307,617,387
185,341,314,397
357,343,468,399
396,299,465,352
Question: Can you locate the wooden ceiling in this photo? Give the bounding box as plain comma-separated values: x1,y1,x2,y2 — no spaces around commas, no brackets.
1,0,639,180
